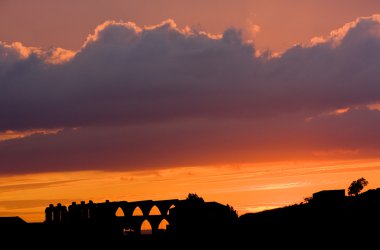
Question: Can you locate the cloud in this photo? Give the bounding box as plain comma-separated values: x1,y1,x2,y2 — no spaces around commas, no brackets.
244,19,261,41
1,107,380,174
0,180,82,193
1,16,380,174
0,199,75,210
0,128,61,142
0,19,258,131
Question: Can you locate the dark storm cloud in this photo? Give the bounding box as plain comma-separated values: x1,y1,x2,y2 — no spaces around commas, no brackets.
2,16,380,174
1,16,380,131
0,20,258,131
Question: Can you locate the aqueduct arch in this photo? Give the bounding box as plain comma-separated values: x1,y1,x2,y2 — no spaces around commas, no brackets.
46,199,179,235
110,199,179,235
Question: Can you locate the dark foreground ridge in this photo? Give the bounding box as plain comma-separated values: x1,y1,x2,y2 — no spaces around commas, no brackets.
1,189,380,248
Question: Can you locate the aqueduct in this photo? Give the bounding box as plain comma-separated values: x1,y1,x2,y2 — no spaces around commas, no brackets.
45,199,180,235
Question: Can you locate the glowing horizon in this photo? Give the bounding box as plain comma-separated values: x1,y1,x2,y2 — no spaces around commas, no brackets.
1,159,380,222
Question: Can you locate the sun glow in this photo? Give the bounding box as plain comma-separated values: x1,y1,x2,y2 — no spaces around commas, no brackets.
1,160,380,222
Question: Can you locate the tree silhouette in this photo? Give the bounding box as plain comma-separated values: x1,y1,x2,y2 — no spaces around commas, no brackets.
348,177,368,196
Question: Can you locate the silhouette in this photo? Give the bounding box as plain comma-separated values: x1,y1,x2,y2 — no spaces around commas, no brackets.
0,216,26,225
348,177,369,196
2,189,380,248
238,188,380,248
186,193,204,203
311,189,346,207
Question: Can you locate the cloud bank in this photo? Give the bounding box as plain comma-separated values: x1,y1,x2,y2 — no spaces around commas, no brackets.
2,16,380,174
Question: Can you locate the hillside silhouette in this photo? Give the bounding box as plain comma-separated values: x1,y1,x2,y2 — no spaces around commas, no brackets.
238,188,380,248
1,188,380,248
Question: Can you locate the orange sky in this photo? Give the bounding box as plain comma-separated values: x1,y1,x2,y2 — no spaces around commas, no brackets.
2,160,380,222
2,1,380,222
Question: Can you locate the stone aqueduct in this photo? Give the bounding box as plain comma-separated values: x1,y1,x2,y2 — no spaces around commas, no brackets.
45,199,181,235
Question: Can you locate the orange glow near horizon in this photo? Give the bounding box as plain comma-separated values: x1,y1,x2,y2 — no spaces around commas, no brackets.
1,160,380,222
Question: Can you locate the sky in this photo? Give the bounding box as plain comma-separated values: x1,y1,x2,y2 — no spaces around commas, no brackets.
1,0,380,222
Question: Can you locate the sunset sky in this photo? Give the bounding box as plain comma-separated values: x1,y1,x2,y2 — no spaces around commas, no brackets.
2,0,380,222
